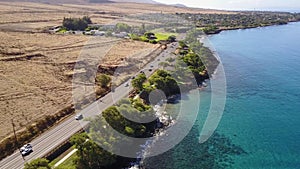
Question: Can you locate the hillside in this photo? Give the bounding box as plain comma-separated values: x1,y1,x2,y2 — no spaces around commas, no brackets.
0,0,110,3
0,0,158,4
113,0,158,4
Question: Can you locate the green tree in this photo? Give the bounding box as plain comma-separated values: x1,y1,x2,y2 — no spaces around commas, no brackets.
149,70,179,96
70,133,89,152
144,32,155,39
70,133,116,169
202,25,218,34
182,53,204,73
96,74,111,88
101,104,152,137
82,16,92,24
24,158,51,169
62,16,92,31
131,73,146,91
167,35,176,42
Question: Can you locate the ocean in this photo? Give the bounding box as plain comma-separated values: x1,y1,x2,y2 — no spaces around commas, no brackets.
143,22,300,168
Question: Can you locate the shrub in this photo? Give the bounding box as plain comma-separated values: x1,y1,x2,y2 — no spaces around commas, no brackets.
24,158,51,169
149,40,157,44
96,74,111,88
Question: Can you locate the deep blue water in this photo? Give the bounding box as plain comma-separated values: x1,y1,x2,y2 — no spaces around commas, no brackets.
144,22,300,168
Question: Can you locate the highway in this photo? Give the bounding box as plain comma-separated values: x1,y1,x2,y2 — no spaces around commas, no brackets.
0,41,180,169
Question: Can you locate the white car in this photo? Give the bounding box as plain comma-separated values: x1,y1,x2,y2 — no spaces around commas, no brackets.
75,114,83,120
124,83,129,87
20,144,32,156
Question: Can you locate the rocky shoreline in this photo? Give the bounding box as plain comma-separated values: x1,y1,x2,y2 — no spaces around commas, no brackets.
127,32,222,169
128,100,176,169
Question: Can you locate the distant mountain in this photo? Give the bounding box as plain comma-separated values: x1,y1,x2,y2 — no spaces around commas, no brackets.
0,0,160,4
89,0,111,3
113,1,187,7
0,0,111,3
112,0,159,4
0,0,183,6
172,3,187,8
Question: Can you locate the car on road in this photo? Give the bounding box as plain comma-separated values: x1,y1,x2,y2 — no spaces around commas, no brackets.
150,65,154,68
75,114,83,120
148,69,153,72
20,144,32,156
124,82,129,87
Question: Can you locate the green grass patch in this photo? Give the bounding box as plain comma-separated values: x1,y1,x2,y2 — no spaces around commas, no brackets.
49,147,76,168
58,28,67,33
155,32,177,41
54,153,77,169
129,33,141,41
140,36,149,42
130,32,177,43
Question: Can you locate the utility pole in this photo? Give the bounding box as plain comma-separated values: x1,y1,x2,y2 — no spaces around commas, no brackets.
11,119,24,160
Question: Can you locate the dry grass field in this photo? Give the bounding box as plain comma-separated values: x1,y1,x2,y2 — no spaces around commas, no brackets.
0,33,156,140
0,1,232,140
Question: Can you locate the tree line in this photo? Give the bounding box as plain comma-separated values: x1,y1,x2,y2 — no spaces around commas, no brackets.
63,16,92,31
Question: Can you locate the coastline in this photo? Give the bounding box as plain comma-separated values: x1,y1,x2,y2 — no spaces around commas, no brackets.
133,19,294,169
131,20,300,169
129,101,176,169
129,33,221,169
203,20,300,35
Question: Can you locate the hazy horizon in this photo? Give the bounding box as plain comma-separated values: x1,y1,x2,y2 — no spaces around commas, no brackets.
154,0,300,11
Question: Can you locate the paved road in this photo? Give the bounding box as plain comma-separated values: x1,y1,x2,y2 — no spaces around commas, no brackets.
0,41,180,169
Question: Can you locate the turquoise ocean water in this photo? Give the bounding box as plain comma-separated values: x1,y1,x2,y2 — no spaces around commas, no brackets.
143,22,300,168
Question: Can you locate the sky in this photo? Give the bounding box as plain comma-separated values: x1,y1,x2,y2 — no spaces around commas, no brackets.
154,0,300,11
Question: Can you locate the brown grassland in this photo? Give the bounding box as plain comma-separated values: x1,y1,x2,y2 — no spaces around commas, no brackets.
0,1,233,141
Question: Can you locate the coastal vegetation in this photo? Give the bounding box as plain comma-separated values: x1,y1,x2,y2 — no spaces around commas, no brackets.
130,29,219,99
176,29,218,86
177,12,300,34
70,133,116,169
183,29,219,73
131,73,147,92
148,70,180,97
